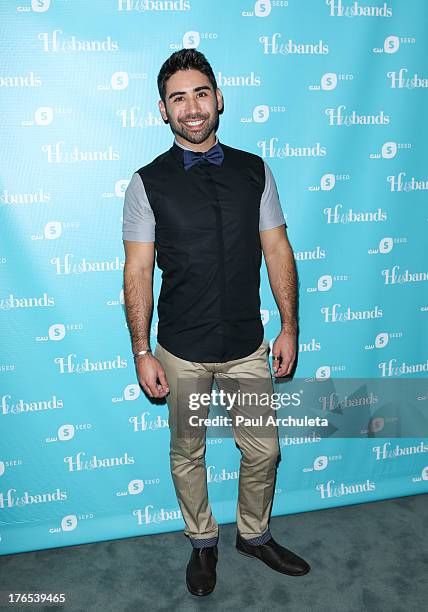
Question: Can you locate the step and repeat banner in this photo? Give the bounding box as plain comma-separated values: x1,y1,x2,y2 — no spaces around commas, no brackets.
1,0,427,555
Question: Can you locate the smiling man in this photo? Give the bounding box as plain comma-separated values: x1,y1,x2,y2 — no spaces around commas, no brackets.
122,48,310,597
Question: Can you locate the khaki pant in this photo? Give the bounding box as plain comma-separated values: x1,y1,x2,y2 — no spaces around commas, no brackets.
154,338,280,544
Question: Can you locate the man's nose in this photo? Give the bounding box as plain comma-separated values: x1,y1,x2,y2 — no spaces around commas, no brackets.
185,96,202,116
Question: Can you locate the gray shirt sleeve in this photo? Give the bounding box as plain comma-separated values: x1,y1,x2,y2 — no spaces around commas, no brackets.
122,172,155,242
259,160,287,231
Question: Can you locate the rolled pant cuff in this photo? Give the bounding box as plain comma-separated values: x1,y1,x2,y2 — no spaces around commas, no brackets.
240,528,272,546
189,535,219,548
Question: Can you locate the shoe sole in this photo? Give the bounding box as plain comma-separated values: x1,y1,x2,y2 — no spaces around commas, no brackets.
186,579,215,596
236,547,310,576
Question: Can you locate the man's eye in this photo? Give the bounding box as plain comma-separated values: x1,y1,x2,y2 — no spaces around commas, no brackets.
173,96,184,102
197,91,207,96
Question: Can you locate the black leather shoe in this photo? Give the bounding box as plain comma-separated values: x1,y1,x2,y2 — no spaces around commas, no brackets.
236,532,310,576
186,544,218,596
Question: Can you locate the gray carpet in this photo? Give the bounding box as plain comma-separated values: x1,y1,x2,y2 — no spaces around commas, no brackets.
0,493,426,612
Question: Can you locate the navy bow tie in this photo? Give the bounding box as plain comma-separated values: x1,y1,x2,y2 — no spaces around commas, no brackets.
183,142,224,171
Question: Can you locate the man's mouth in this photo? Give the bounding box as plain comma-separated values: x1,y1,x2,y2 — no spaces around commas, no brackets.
182,118,206,128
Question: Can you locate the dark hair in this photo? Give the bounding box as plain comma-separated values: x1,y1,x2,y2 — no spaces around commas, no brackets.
157,48,218,104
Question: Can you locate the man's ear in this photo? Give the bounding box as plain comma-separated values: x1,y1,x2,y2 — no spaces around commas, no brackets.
158,100,168,124
216,88,224,114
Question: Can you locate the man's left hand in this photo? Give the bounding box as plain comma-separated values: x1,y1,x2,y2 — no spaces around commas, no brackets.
271,330,297,378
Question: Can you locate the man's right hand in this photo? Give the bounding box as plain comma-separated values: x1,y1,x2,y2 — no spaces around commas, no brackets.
135,354,170,399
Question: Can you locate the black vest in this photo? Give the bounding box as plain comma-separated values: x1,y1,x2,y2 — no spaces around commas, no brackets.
138,140,265,362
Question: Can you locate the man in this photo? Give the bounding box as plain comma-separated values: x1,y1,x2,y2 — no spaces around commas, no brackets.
122,48,310,596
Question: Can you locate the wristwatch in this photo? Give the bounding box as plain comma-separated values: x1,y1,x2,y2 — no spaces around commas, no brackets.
133,348,152,360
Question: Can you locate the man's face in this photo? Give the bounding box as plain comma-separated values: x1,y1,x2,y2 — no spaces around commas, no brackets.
159,68,223,145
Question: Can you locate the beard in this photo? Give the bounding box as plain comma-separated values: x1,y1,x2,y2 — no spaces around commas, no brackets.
167,108,220,145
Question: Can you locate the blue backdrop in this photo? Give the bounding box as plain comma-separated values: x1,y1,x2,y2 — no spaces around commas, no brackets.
1,0,427,555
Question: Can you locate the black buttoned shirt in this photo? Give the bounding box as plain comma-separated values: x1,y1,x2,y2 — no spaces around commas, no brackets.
122,138,286,362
